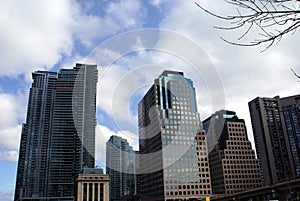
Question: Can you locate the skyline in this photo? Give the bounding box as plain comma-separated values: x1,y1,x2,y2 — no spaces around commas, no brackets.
0,1,300,200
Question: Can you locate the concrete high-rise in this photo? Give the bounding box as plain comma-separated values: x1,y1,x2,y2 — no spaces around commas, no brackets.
249,96,296,185
138,70,211,201
203,110,261,195
14,64,98,201
106,135,136,201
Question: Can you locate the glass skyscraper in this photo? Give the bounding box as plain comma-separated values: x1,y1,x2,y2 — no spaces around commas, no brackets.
138,71,211,201
14,64,98,201
280,95,300,176
249,96,296,185
106,135,136,201
14,71,58,200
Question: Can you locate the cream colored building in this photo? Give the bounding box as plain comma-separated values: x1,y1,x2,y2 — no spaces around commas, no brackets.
76,168,109,201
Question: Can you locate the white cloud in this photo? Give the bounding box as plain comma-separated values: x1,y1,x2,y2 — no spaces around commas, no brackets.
0,150,18,162
71,0,145,47
0,126,21,151
106,0,145,29
0,92,26,161
0,0,74,76
0,93,26,128
0,0,146,77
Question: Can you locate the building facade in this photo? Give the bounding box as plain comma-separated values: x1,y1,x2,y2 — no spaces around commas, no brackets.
106,135,136,201
76,168,109,201
280,95,300,176
14,71,58,200
138,71,211,201
203,110,262,195
249,96,296,186
14,64,98,201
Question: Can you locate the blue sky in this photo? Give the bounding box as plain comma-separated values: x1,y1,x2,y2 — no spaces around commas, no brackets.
0,0,300,200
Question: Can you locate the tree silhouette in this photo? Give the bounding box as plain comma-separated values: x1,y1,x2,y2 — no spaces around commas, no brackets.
196,0,300,50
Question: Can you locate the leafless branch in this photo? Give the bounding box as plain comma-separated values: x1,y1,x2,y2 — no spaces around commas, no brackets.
291,68,300,78
195,0,300,49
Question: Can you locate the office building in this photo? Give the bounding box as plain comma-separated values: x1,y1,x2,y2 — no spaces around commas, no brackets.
76,168,109,201
106,135,135,201
203,110,261,195
14,64,98,200
138,70,211,201
249,96,295,185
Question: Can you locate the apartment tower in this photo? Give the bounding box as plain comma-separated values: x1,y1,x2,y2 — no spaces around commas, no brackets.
14,64,98,200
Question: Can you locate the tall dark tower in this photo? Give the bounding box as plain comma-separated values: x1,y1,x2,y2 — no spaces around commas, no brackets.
280,95,300,177
14,64,98,201
14,71,57,200
138,71,211,201
47,64,98,199
249,96,295,185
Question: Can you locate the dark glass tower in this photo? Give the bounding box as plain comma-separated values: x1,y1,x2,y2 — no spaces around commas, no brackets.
14,64,98,201
106,135,136,201
203,110,262,195
249,96,295,185
14,71,57,200
279,95,300,176
138,71,211,201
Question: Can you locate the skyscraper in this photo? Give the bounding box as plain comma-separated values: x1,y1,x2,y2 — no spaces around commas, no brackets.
249,96,295,185
203,110,261,195
14,71,58,200
280,95,300,176
14,63,98,201
138,71,211,201
106,135,136,201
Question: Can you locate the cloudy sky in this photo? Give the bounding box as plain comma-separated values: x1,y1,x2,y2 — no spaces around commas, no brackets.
0,0,299,200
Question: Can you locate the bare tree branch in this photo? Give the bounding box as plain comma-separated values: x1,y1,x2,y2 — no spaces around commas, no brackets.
291,68,300,78
195,0,300,49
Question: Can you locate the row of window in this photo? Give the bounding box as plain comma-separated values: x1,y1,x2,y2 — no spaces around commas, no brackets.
225,174,261,180
165,189,211,196
224,169,260,176
164,173,210,179
165,184,211,190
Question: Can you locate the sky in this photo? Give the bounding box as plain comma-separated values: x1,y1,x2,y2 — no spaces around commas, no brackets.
0,0,299,200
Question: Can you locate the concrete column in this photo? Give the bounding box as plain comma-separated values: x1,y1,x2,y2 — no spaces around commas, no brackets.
92,183,95,201
104,182,109,201
87,183,89,201
77,182,82,201
98,182,101,201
